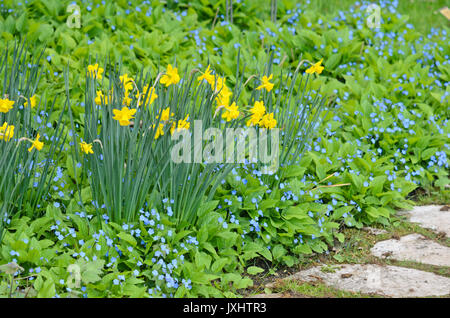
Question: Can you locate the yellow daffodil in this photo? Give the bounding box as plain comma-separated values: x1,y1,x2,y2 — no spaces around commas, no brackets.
216,88,233,108
250,100,266,118
28,133,43,152
260,112,277,129
80,141,94,154
112,106,136,126
0,122,14,142
256,74,274,92
159,107,174,122
120,74,134,91
246,114,262,127
246,101,266,127
87,64,104,80
141,85,158,106
24,95,37,108
222,102,240,122
197,65,214,84
123,90,132,106
210,76,227,92
170,114,190,135
95,90,107,105
153,123,165,139
0,98,14,113
160,64,180,87
305,58,324,75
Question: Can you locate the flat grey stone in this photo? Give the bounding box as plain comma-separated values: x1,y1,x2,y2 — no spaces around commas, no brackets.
362,227,388,235
370,234,450,267
398,205,450,236
284,264,450,297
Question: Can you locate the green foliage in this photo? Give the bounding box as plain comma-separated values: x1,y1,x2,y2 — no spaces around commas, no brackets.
0,0,448,298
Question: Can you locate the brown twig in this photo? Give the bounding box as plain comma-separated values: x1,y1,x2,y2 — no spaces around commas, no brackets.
212,7,220,29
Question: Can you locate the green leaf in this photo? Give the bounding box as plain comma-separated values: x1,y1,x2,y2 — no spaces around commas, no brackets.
335,232,345,243
117,232,137,247
247,266,264,275
37,279,56,298
197,200,219,218
282,206,310,220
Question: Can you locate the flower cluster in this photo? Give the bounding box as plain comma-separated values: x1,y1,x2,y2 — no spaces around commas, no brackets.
0,97,44,152
246,100,277,129
197,65,240,122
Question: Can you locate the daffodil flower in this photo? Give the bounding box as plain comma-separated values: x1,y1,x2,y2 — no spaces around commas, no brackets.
197,65,214,84
210,76,227,93
95,90,107,105
80,141,94,154
153,123,165,139
112,106,137,126
88,64,104,80
120,74,134,91
24,95,37,108
170,114,190,134
305,58,324,75
159,107,174,122
256,74,274,92
246,113,263,127
216,87,232,108
123,90,132,106
0,98,14,113
246,101,267,127
160,64,180,87
28,133,44,152
140,85,158,106
0,122,14,142
250,100,266,118
222,102,240,122
260,112,277,129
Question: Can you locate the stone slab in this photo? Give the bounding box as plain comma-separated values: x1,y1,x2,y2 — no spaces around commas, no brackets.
398,205,450,237
284,264,450,297
370,234,450,267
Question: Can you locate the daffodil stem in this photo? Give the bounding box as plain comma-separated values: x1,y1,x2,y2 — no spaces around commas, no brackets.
93,139,103,149
294,59,312,74
213,105,225,119
16,137,33,148
243,75,257,87
189,68,201,78
152,72,165,89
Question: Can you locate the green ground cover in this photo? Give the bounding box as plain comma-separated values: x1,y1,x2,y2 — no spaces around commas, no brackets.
0,0,448,298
